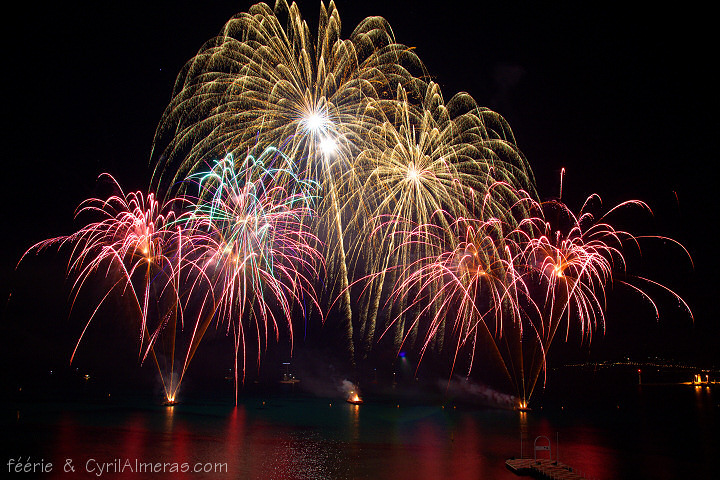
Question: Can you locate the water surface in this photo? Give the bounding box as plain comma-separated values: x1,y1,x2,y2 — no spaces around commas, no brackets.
3,384,717,479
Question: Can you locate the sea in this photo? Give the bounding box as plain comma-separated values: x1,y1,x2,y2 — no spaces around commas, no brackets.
2,372,718,479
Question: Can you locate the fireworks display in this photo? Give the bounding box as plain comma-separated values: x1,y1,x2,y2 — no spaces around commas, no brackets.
20,175,189,400
21,148,323,403
182,148,322,402
17,0,693,406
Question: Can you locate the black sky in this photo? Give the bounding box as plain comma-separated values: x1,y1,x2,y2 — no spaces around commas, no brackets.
3,1,717,372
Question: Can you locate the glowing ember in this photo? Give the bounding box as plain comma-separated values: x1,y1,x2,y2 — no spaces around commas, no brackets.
347,391,363,404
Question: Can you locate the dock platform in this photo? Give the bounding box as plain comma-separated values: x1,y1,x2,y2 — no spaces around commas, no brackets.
506,458,588,479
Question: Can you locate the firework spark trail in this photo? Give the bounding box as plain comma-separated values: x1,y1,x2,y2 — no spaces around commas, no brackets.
19,174,191,400
19,145,324,403
511,194,693,404
149,0,429,362
149,1,536,365
377,202,529,388
17,2,695,406
512,195,694,403
383,183,693,406
150,1,426,191
184,147,323,402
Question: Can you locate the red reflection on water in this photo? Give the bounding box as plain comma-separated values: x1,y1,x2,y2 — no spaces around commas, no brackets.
388,416,497,480
225,406,246,476
121,413,147,463
169,411,190,479
448,417,484,479
412,422,444,480
52,412,79,461
566,428,616,479
530,416,616,478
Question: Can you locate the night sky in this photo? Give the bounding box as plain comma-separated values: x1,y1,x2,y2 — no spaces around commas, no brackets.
2,1,717,387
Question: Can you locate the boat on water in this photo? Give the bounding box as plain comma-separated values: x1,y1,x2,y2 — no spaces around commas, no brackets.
279,376,300,385
279,362,300,385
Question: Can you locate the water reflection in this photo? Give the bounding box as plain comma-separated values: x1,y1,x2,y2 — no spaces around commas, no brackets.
348,403,360,442
518,411,528,459
15,386,712,479
225,406,245,476
121,413,146,466
451,416,484,478
163,404,174,429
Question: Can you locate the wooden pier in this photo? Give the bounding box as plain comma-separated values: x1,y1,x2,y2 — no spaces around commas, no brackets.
506,458,588,479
